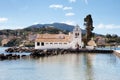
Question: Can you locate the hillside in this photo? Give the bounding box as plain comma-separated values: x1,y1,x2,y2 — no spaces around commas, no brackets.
0,23,86,36
27,23,86,34
0,23,87,47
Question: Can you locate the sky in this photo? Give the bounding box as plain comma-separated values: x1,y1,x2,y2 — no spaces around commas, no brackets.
0,0,120,36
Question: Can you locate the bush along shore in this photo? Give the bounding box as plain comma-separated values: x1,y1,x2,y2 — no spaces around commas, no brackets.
0,47,114,60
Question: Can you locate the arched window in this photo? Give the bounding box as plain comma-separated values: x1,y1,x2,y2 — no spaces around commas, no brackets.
75,33,79,38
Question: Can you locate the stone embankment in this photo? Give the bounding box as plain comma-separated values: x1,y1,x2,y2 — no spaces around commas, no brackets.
0,53,20,60
0,47,113,60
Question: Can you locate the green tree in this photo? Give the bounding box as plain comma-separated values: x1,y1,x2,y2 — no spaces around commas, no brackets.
84,14,94,45
106,34,112,39
112,34,118,38
106,34,119,44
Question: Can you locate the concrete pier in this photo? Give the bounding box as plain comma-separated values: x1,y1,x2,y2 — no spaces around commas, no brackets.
113,50,120,58
114,50,120,54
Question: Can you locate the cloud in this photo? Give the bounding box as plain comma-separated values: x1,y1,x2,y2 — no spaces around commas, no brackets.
61,21,76,25
49,4,72,11
69,0,76,3
49,4,63,9
0,18,8,23
63,7,72,10
65,12,75,16
33,22,39,25
96,23,120,29
85,0,88,4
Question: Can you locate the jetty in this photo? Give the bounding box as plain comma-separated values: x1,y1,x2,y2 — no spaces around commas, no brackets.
113,50,120,57
114,50,120,54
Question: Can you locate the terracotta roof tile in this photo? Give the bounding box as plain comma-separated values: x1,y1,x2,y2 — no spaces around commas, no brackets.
35,34,72,42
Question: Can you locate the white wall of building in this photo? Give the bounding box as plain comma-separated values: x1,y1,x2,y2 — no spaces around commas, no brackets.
35,42,71,49
35,25,83,49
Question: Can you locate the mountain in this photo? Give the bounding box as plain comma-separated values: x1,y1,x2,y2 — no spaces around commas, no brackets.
27,23,86,34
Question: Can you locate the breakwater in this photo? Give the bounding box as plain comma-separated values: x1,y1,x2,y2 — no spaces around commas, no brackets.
0,47,113,60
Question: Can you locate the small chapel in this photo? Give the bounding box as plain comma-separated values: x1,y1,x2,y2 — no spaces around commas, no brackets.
35,25,83,49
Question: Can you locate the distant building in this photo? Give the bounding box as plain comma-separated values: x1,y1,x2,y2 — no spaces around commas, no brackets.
28,34,37,41
35,25,83,49
86,39,97,49
96,36,105,46
0,35,7,39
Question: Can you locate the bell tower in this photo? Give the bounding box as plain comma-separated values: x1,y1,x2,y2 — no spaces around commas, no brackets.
71,25,82,49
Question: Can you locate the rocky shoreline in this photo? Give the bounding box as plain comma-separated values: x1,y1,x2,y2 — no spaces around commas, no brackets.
0,47,113,60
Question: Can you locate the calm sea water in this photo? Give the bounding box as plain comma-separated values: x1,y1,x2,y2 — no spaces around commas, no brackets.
0,47,120,80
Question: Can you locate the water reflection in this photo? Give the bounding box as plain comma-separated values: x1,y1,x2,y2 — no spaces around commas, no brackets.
83,54,94,80
0,53,120,80
34,53,120,80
